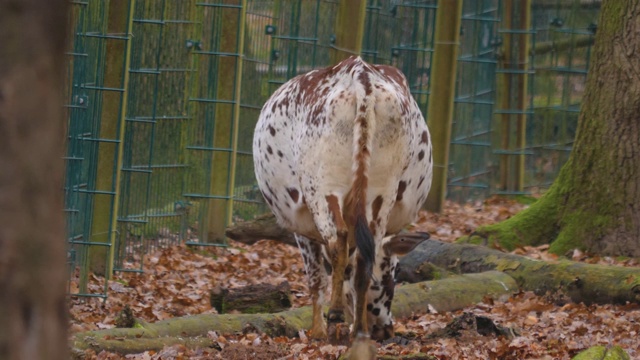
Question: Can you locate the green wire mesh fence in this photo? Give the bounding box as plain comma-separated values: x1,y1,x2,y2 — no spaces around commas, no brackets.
115,1,196,272
447,0,501,202
526,0,599,192
65,0,135,298
363,0,438,115
63,0,600,298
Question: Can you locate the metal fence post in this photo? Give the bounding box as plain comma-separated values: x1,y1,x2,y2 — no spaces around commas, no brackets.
424,0,464,213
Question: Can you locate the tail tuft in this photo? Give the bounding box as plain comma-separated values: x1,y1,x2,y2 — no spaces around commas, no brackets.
355,215,375,277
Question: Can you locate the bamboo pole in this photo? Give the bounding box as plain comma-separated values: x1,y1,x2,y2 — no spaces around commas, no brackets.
331,0,367,63
226,0,247,227
423,0,464,213
107,0,136,274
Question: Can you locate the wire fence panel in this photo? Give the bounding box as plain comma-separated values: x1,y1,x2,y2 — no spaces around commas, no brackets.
62,0,601,299
114,1,197,272
182,1,246,246
447,0,501,202
65,0,135,298
526,0,598,192
231,1,275,223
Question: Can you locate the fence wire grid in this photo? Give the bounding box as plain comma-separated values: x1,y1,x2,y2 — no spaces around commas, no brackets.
63,0,600,298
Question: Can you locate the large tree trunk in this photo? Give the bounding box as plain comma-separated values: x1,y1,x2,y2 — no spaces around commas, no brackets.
0,1,69,359
469,0,640,256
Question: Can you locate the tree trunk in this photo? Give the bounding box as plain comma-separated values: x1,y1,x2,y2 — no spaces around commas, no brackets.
470,0,640,256
0,1,69,359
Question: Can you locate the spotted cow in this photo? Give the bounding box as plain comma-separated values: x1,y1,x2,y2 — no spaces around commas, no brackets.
253,56,433,343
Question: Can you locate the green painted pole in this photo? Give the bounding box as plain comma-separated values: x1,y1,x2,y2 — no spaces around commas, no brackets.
331,0,367,63
423,0,463,213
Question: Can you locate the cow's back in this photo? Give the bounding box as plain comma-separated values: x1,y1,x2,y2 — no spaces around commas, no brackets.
253,57,432,241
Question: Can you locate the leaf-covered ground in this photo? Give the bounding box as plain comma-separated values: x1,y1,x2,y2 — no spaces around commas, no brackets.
70,198,640,359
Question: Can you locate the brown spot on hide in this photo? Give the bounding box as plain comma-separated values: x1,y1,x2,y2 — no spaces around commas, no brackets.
358,70,373,95
420,131,429,144
267,145,273,155
261,191,273,206
396,181,407,201
418,150,425,161
287,188,299,203
371,195,383,222
268,125,276,136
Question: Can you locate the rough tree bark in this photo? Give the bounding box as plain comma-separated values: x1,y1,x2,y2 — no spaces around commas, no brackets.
0,0,69,359
466,0,640,256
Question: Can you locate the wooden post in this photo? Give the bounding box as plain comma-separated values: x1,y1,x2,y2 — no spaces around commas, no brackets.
88,0,135,277
331,0,367,63
497,0,530,192
498,1,513,191
514,0,531,192
423,0,463,213
202,0,245,243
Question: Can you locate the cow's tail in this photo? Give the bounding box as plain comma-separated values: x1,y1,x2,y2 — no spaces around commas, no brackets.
349,58,376,277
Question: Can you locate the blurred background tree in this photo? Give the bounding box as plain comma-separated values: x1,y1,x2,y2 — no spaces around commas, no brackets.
0,0,69,359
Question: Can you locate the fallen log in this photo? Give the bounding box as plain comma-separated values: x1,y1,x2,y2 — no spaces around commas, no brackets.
71,271,517,355
225,213,297,247
398,239,640,305
226,214,640,305
571,345,630,360
210,281,292,314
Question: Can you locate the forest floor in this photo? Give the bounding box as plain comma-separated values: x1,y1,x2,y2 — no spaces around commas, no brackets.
70,197,640,359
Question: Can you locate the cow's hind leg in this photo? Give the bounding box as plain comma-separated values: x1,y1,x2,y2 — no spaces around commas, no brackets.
323,195,351,344
295,234,328,339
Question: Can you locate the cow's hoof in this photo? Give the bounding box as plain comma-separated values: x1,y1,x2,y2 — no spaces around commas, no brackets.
327,322,350,346
309,325,327,340
371,323,395,342
344,333,376,360
327,309,346,323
